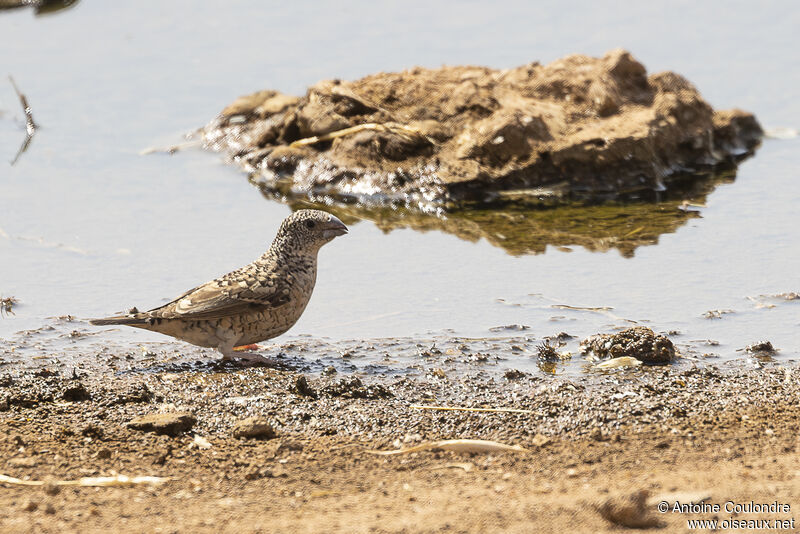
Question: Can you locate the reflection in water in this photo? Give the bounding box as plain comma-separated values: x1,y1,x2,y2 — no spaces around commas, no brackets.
251,169,737,257
0,0,78,15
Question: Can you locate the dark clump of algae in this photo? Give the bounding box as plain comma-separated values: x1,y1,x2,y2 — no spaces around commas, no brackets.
251,168,737,258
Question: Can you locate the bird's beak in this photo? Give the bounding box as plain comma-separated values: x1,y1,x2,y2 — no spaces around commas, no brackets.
322,216,348,238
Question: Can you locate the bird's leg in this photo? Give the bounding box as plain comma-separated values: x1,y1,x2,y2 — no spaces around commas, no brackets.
218,341,237,362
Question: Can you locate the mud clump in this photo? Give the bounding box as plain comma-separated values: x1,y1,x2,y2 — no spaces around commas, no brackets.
321,377,393,399
504,369,526,380
745,340,777,355
745,340,778,362
581,326,675,364
294,375,318,399
61,382,91,402
111,382,153,405
81,423,104,440
7,391,53,408
203,49,761,209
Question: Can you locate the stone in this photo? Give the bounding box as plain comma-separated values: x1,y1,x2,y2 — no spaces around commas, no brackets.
7,457,38,468
127,412,196,436
294,375,318,399
42,480,60,496
232,417,278,440
530,434,551,448
588,427,608,441
80,423,104,439
596,489,664,528
112,383,153,405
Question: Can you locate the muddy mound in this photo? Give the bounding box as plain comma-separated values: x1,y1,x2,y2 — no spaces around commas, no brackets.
581,326,676,364
202,49,761,208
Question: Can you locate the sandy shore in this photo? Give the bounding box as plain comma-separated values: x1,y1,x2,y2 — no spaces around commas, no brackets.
1,340,799,533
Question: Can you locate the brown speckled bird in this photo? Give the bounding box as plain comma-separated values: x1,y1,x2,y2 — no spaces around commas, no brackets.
90,210,347,363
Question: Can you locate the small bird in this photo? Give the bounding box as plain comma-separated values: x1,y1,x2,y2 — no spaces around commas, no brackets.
90,209,347,363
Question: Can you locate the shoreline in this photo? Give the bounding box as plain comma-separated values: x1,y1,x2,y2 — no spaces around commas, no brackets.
2,346,799,532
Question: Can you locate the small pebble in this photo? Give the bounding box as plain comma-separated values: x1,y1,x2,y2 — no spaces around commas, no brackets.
233,417,278,440
42,481,60,496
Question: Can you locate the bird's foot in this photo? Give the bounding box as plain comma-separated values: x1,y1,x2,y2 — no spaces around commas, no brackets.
233,344,261,352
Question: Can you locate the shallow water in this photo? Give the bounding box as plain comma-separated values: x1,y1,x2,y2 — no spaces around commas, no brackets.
1,1,799,374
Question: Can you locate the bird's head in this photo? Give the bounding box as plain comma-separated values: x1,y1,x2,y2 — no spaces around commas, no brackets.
271,209,348,255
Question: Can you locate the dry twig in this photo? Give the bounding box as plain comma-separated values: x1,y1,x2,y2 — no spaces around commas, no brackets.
368,439,529,456
289,122,431,148
0,473,170,487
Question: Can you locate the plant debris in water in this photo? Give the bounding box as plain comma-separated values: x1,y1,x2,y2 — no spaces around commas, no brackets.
1,296,19,316
536,341,561,362
703,309,735,319
8,76,37,165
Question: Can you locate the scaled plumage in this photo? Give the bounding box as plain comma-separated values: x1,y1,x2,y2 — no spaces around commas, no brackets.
90,209,347,363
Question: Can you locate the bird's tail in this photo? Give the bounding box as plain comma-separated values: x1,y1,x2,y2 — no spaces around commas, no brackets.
89,315,148,326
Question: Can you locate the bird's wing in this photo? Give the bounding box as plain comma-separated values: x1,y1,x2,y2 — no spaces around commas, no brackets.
148,269,291,321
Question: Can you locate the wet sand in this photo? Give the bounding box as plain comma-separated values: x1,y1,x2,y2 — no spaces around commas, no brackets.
1,340,799,533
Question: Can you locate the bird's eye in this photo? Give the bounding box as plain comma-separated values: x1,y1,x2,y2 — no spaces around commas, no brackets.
305,220,316,229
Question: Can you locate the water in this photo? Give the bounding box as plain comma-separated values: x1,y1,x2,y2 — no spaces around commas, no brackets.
1,1,798,372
